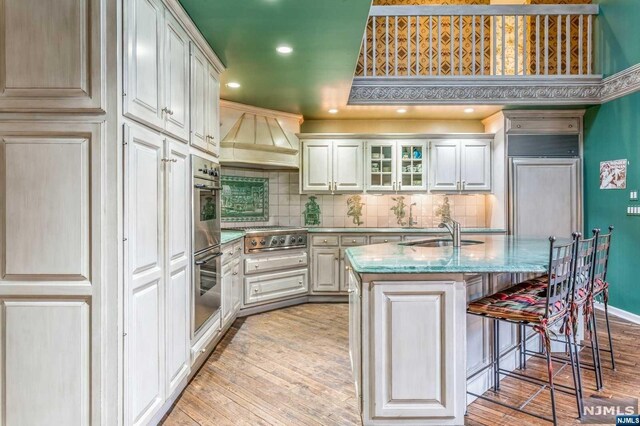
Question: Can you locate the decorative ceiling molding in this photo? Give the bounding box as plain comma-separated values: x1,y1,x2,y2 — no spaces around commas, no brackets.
349,63,640,105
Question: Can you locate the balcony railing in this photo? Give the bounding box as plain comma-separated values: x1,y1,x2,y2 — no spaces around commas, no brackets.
356,5,600,79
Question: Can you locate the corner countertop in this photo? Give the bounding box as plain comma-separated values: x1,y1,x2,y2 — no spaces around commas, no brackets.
345,235,557,274
307,227,506,234
221,230,245,245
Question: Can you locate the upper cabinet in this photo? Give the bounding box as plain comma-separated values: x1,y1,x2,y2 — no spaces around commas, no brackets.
301,140,364,193
430,139,491,192
124,0,220,150
0,0,105,112
190,45,220,156
366,140,427,192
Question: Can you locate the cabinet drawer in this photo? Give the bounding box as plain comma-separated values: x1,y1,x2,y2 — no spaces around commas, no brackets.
508,117,580,133
311,235,339,247
369,235,402,244
245,268,309,305
340,236,368,246
221,242,242,264
244,252,308,275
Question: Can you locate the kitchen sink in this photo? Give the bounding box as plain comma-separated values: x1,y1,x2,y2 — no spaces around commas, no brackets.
401,239,484,248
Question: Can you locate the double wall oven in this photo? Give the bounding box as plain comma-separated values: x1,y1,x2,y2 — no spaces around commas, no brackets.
192,155,222,336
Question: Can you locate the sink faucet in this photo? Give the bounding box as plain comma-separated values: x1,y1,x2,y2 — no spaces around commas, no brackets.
408,203,417,228
439,218,461,248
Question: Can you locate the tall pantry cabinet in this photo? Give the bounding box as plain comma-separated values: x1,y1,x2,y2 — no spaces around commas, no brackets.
123,0,224,424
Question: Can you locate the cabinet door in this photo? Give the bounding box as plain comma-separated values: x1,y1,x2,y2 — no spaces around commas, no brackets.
205,64,221,157
124,0,165,130
165,138,190,396
231,259,242,313
312,248,340,292
163,12,190,142
461,140,491,192
221,261,234,327
397,141,427,191
189,44,208,152
366,141,396,191
429,140,460,191
124,122,165,425
302,141,332,192
334,140,364,191
348,269,362,412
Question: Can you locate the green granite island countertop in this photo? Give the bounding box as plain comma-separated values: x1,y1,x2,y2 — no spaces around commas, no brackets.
307,227,506,234
345,235,558,274
221,230,245,245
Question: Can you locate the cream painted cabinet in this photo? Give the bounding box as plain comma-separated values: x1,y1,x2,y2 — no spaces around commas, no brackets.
124,0,165,129
348,268,362,411
334,140,364,191
366,141,396,191
312,248,340,292
231,259,242,314
165,137,190,396
164,12,191,142
430,139,491,192
125,1,199,143
397,141,427,191
124,122,192,425
190,44,220,156
301,140,364,192
221,260,234,326
366,140,427,192
0,0,105,111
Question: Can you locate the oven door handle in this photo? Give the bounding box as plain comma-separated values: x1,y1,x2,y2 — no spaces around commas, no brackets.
194,252,223,265
194,183,221,191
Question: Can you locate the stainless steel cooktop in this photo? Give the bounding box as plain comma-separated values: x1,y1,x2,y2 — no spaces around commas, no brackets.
225,226,307,253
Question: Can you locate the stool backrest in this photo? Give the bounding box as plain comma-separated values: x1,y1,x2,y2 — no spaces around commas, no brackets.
546,236,578,317
573,232,598,303
592,226,614,288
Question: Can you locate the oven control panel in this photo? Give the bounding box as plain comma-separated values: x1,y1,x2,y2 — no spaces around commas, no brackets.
245,233,307,253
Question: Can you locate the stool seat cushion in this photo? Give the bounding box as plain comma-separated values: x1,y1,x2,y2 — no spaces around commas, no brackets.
593,278,609,295
467,276,567,324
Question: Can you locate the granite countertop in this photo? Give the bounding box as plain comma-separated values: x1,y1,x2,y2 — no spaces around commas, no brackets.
345,235,559,274
221,230,245,245
307,227,507,234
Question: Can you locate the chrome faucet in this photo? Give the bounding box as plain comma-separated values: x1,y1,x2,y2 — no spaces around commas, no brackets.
439,218,461,248
408,203,417,228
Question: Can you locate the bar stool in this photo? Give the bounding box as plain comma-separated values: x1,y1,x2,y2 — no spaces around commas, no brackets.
467,235,583,425
589,226,615,375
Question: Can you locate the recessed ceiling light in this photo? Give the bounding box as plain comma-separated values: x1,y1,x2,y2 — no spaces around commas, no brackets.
328,108,339,114
276,45,293,54
464,108,475,113
226,82,241,89
397,108,407,114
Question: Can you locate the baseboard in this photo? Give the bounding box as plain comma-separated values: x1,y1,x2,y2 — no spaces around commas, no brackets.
594,301,640,325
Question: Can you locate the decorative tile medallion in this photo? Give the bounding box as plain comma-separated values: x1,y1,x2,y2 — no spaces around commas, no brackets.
221,176,269,222
436,196,452,223
303,196,321,226
347,195,365,226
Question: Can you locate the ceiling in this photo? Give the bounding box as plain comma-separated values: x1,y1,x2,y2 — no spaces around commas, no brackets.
178,0,372,119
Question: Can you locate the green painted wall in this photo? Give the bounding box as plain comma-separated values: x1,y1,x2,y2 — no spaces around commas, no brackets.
594,0,640,76
584,93,640,315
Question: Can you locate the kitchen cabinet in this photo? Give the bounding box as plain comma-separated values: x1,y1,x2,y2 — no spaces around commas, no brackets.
430,139,491,192
301,140,364,192
312,248,340,292
221,260,234,327
245,269,308,305
366,140,427,192
124,0,191,142
231,259,242,315
348,268,362,412
124,122,191,425
190,44,220,156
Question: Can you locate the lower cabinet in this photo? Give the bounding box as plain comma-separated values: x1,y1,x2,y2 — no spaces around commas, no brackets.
231,258,242,314
347,270,362,412
312,248,340,292
221,260,234,327
245,268,308,305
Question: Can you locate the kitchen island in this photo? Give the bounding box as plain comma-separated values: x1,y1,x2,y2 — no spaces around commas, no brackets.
344,235,554,426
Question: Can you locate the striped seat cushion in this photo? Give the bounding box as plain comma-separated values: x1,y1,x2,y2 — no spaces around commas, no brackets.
594,278,609,295
467,276,567,324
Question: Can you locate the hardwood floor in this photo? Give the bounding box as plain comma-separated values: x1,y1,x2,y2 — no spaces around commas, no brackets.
163,304,639,426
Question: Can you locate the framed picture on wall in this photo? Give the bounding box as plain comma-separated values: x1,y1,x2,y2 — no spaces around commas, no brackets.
600,159,627,190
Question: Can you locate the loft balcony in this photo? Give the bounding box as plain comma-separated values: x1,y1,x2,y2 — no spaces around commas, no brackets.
349,4,605,105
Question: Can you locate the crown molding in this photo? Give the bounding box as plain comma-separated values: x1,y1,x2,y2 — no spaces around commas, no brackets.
349,63,640,106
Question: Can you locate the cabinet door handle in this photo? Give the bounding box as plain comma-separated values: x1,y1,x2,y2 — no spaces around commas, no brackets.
323,239,328,243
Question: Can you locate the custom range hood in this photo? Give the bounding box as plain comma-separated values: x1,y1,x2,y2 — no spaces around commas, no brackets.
220,100,303,169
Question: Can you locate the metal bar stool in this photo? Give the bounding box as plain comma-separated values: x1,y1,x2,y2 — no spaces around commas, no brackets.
467,235,583,425
590,226,615,374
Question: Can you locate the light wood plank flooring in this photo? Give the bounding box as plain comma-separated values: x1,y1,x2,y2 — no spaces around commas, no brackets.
163,303,640,426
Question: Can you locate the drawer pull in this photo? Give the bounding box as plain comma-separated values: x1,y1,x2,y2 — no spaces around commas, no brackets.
255,265,259,269
254,288,259,293
323,239,328,243
200,348,206,354
298,281,303,285
384,239,388,243
233,272,238,276
299,259,303,263
352,239,356,243
516,124,522,128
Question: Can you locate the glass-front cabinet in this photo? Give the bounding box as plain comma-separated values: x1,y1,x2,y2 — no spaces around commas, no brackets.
366,140,427,192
